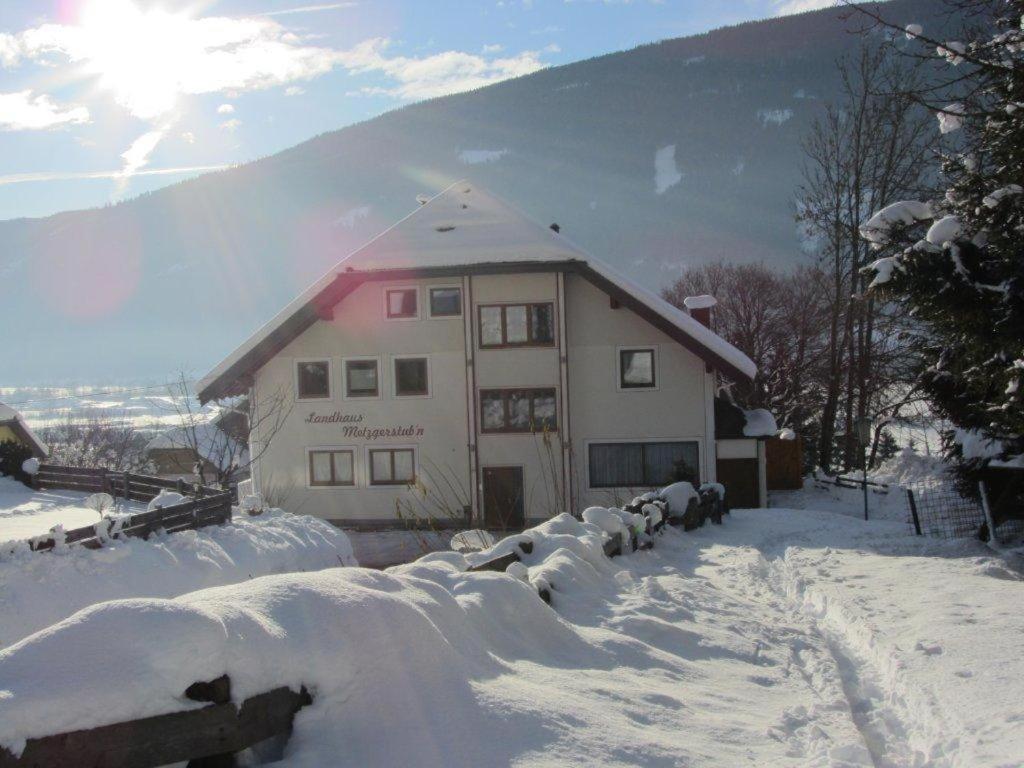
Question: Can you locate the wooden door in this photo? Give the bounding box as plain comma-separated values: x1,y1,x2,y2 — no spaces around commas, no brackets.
716,458,759,509
482,467,525,530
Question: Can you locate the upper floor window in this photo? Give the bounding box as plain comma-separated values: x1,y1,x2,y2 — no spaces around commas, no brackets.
296,360,330,400
429,287,462,318
619,348,657,389
344,358,379,398
385,287,418,320
480,388,557,433
478,303,555,348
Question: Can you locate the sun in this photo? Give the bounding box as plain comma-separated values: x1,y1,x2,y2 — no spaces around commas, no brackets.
74,0,199,119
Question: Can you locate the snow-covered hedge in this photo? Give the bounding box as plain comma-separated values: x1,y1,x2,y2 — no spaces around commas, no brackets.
0,509,356,649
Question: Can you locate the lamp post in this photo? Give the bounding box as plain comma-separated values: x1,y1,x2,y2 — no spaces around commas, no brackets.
856,417,872,521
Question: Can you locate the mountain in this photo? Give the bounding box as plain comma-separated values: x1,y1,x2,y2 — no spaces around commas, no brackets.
1,0,946,383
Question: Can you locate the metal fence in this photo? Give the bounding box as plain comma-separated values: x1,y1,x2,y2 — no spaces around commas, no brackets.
906,477,1024,543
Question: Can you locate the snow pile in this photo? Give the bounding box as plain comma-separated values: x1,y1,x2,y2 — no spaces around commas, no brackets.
905,23,923,39
683,294,716,310
659,481,698,515
20,458,39,476
925,214,962,245
653,144,682,194
743,407,778,437
0,477,110,541
2,505,1021,766
450,529,495,553
937,102,965,134
0,508,356,649
982,183,1022,208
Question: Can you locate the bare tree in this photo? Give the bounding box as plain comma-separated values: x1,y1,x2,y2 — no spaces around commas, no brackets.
797,43,938,470
159,372,292,488
41,413,149,471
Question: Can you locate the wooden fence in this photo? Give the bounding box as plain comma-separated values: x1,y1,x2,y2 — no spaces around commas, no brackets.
26,464,232,553
0,674,311,768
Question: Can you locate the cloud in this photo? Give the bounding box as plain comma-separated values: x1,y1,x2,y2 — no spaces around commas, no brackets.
773,0,836,15
0,164,228,186
220,118,242,131
116,129,165,193
284,85,305,96
337,38,547,100
0,90,90,131
261,2,357,16
482,44,504,54
0,33,20,67
181,131,196,143
217,103,235,114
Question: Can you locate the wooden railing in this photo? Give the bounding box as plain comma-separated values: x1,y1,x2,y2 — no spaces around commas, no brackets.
26,464,232,553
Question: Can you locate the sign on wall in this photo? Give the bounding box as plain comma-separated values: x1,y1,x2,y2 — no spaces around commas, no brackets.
304,411,425,440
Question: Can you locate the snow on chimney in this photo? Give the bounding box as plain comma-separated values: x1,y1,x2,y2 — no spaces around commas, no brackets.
684,295,717,328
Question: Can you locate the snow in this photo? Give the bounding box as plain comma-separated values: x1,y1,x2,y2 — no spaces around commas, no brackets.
925,214,962,245
653,144,682,194
954,428,1024,468
861,200,933,245
0,401,47,457
2,500,1021,766
905,23,923,39
937,41,966,65
659,481,697,513
457,148,509,164
743,407,778,437
198,181,758,398
757,108,793,126
450,529,496,552
19,458,39,476
937,103,965,134
778,427,797,441
0,477,109,541
0,497,355,649
982,183,1022,208
869,255,900,287
683,294,717,310
145,421,247,471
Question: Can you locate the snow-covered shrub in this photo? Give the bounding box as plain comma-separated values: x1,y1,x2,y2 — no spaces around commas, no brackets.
146,490,187,512
659,482,698,515
0,441,33,485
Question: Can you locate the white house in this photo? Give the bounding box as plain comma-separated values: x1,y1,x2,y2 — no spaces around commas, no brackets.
197,182,760,529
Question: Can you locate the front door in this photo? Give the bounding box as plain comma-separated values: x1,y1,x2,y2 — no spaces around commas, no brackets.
482,467,525,530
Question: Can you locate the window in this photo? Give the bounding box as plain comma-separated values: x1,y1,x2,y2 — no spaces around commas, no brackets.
394,357,429,396
308,449,355,487
369,448,416,485
429,287,462,318
619,348,656,389
588,441,698,488
296,360,330,399
478,303,555,348
480,389,557,433
385,287,418,319
344,358,379,398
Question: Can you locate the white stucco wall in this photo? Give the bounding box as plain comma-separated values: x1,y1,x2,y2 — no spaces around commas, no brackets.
564,274,712,509
249,269,718,525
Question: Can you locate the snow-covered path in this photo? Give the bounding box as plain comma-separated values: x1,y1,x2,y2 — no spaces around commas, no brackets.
1,507,1020,767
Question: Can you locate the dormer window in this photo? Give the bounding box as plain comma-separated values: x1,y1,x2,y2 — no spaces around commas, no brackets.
385,287,418,320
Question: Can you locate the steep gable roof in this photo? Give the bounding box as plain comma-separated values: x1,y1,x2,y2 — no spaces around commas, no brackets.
198,182,756,402
0,402,48,458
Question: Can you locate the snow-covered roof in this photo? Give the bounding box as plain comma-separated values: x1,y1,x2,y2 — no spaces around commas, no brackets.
145,422,247,470
0,401,48,458
198,182,756,401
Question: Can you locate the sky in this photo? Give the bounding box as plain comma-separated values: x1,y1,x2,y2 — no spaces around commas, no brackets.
0,0,834,221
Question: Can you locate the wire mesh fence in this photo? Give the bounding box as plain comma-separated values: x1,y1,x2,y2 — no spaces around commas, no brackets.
906,479,986,540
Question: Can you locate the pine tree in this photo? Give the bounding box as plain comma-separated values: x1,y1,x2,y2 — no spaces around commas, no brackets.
859,0,1024,472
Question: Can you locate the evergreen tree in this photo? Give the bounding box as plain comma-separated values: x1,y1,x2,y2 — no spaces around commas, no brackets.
859,0,1024,472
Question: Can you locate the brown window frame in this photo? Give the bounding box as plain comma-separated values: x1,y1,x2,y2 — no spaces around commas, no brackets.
479,388,558,434
344,358,380,398
385,287,419,320
295,359,331,400
619,348,657,389
477,303,556,348
368,448,416,486
428,286,462,318
308,449,356,487
394,356,429,397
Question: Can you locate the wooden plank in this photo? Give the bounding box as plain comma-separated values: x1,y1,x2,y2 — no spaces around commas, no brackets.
38,465,107,476
467,550,519,572
0,685,311,768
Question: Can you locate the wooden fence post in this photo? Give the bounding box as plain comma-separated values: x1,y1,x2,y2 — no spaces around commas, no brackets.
123,471,131,502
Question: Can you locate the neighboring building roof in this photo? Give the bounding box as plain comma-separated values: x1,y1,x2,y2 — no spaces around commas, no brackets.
145,421,248,471
0,401,48,458
198,182,757,402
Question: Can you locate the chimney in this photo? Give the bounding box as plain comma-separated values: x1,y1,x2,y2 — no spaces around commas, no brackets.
683,295,717,329
549,223,560,233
